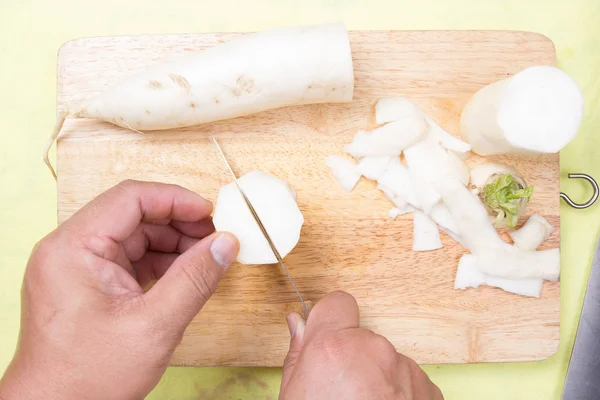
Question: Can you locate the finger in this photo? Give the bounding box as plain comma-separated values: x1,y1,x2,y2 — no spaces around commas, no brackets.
66,180,212,243
171,218,215,238
145,232,239,328
122,223,202,262
303,291,360,341
280,312,306,393
132,252,179,289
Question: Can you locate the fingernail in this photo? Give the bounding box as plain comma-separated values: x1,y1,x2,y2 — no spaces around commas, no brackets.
210,234,238,268
286,313,305,339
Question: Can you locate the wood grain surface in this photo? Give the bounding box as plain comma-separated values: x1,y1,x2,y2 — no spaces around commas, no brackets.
55,30,559,365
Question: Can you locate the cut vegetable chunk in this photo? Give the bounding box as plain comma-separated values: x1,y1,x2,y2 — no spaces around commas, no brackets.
325,155,361,192
454,254,543,298
357,156,392,180
509,214,554,251
426,116,472,153
213,170,304,265
375,97,424,125
389,205,414,219
461,65,584,155
377,159,421,208
429,203,458,235
475,247,560,282
413,211,442,251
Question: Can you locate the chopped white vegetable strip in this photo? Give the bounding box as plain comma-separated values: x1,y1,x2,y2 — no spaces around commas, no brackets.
379,184,411,209
412,211,443,251
377,159,421,208
434,177,511,251
454,254,543,298
509,214,554,250
356,156,392,180
461,65,584,155
440,227,469,249
475,247,560,282
447,151,470,186
426,116,472,153
213,170,304,265
429,203,459,234
408,169,440,214
345,115,427,158
325,155,361,192
389,205,415,219
375,97,424,125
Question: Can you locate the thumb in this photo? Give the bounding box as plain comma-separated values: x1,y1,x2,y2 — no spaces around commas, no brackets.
280,312,306,394
146,232,239,328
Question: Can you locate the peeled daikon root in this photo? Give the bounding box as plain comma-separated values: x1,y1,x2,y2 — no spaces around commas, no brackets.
509,214,554,250
213,170,304,265
454,254,543,298
325,155,361,192
413,211,442,251
461,65,584,156
377,159,421,208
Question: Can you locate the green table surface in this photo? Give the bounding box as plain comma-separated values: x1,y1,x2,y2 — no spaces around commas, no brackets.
1,0,599,398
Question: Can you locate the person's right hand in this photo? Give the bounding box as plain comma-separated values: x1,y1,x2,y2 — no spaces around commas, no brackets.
280,291,444,400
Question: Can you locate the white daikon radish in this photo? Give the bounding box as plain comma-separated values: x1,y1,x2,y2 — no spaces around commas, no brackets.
475,247,560,282
344,115,427,158
426,116,472,154
44,23,355,178
509,214,554,250
434,177,511,251
454,254,543,298
389,205,415,219
325,156,360,193
413,211,442,251
379,184,411,210
356,156,392,180
429,203,458,235
408,169,440,214
212,170,304,265
469,163,533,229
460,66,584,156
440,227,469,249
375,97,423,125
377,159,421,208
447,151,470,186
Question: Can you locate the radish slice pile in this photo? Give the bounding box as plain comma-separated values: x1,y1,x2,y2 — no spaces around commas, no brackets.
326,96,560,298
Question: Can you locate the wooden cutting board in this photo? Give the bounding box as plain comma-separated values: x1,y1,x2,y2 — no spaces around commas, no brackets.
56,30,560,366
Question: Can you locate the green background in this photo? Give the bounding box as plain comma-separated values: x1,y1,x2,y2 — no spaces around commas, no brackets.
1,0,599,398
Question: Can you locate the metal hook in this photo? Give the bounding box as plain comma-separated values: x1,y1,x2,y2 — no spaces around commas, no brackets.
560,173,599,209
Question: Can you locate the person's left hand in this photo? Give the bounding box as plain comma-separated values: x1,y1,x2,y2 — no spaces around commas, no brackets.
0,180,240,400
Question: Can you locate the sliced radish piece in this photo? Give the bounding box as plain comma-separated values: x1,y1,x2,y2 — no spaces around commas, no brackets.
377,159,421,208
429,203,458,234
356,156,392,180
447,151,470,186
475,246,560,282
440,227,469,249
433,177,511,251
454,254,543,298
389,204,414,219
426,116,472,153
375,97,423,125
408,169,440,214
413,210,442,251
345,115,427,158
325,155,361,192
212,170,304,265
509,214,554,251
461,65,584,155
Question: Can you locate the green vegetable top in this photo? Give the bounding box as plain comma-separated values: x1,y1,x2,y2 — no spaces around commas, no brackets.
482,174,534,228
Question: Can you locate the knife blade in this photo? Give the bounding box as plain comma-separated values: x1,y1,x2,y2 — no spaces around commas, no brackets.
562,235,600,399
210,136,310,315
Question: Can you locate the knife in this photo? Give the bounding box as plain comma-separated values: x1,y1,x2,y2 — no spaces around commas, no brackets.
210,136,310,315
562,234,600,399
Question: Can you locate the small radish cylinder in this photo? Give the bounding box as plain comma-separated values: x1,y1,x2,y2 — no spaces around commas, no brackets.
460,66,584,155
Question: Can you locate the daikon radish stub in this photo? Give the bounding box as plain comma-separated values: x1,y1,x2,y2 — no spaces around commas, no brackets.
45,23,355,178
212,170,304,265
460,66,584,155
